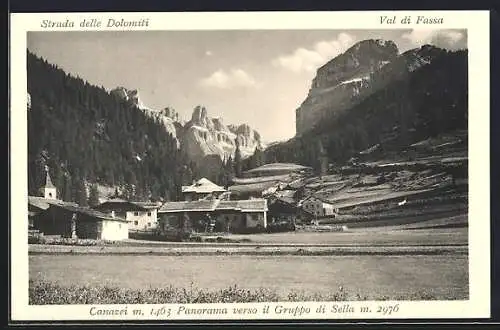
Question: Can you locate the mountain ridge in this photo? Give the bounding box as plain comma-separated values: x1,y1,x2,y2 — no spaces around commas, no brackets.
110,87,264,164
263,44,468,171
296,39,448,135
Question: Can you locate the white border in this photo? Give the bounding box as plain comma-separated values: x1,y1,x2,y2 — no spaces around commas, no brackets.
10,10,490,321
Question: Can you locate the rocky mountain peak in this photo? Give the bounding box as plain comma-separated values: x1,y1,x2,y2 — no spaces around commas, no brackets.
296,39,444,135
109,88,265,177
181,106,263,178
111,86,147,110
189,105,213,129
228,124,262,147
312,39,399,91
160,107,179,121
212,117,228,132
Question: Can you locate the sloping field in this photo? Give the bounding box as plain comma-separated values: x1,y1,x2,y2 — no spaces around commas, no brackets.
397,214,468,230
232,174,293,185
322,188,435,210
229,181,279,193
220,227,467,246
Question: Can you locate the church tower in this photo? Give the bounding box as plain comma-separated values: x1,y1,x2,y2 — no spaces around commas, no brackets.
41,167,57,200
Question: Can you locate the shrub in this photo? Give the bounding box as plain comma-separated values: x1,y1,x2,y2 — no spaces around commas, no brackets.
28,236,124,246
28,280,437,305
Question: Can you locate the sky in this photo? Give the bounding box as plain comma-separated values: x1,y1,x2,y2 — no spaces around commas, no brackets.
27,29,467,143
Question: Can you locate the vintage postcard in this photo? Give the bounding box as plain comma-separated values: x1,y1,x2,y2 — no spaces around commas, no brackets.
10,10,490,322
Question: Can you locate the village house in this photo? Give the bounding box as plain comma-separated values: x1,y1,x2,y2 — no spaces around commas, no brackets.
28,169,129,240
157,198,268,234
182,178,227,201
301,196,337,218
216,199,268,232
28,196,76,229
267,197,299,225
28,169,65,229
33,203,129,240
93,199,160,232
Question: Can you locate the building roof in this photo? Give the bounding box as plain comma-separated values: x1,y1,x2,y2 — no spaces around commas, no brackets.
159,200,219,213
28,196,77,211
237,199,267,211
159,198,267,213
48,203,128,222
95,199,160,211
218,199,268,212
182,178,226,194
44,170,56,189
132,202,161,210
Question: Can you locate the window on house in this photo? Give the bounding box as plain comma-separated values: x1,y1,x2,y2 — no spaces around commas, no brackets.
134,212,139,216
148,222,151,227
134,221,138,226
147,212,152,216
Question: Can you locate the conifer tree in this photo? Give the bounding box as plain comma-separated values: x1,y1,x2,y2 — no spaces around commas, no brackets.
62,175,72,202
88,184,100,207
234,138,242,178
77,179,88,207
27,51,187,200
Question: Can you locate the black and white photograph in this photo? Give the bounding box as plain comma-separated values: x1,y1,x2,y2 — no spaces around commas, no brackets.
9,11,491,321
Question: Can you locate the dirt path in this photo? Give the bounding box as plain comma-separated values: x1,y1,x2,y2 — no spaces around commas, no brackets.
29,242,467,256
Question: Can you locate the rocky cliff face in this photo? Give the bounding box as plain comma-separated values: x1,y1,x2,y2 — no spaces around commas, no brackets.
295,39,446,135
181,106,263,179
182,106,262,163
110,87,263,171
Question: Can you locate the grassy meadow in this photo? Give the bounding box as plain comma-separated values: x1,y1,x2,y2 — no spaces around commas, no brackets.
30,253,469,304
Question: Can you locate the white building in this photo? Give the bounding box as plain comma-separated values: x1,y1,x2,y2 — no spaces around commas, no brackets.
93,199,160,232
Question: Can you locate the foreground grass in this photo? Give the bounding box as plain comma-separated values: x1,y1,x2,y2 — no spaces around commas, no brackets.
29,280,439,305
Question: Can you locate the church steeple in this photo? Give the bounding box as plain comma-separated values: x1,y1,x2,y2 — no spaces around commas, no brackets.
41,166,57,200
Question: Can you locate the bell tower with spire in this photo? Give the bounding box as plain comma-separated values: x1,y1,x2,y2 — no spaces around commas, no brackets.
41,166,57,200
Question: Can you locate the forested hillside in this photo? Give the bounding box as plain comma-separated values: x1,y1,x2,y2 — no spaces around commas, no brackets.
27,51,193,203
262,49,468,170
